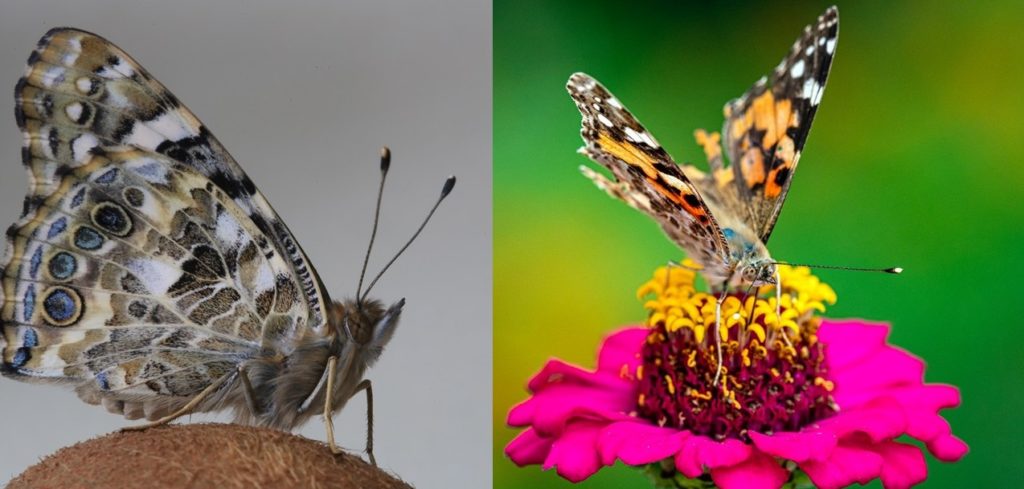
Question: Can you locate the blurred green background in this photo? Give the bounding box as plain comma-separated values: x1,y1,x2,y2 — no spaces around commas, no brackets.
494,0,1024,487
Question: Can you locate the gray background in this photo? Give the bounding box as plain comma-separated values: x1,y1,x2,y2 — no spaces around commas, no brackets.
0,0,491,486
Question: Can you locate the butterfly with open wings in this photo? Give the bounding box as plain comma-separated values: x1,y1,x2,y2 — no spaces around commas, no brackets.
0,27,453,465
569,7,838,291
569,7,840,380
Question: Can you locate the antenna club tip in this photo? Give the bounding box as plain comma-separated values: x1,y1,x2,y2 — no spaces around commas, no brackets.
441,175,456,197
379,147,391,172
889,267,903,274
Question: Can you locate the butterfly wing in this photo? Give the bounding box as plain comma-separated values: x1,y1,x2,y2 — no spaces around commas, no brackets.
14,28,328,325
1,28,321,416
0,148,309,404
567,73,729,270
720,7,838,243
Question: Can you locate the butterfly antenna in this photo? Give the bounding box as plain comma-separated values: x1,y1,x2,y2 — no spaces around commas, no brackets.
360,175,456,303
356,147,392,308
772,262,903,274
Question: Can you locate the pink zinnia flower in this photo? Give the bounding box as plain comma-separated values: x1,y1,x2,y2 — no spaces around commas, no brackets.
506,265,967,488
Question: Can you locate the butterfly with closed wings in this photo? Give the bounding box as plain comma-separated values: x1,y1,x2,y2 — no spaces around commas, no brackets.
0,27,454,465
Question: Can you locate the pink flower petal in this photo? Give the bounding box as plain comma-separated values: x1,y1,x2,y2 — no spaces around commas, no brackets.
818,320,889,370
749,429,836,462
508,359,636,434
598,420,689,466
927,433,970,462
675,436,752,478
830,346,925,406
800,442,884,489
875,441,927,489
812,396,907,442
597,327,649,373
542,420,606,483
710,450,788,489
526,359,630,393
872,384,962,444
508,382,634,434
506,428,552,466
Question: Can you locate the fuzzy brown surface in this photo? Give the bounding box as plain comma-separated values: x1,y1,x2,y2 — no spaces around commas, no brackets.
7,423,412,489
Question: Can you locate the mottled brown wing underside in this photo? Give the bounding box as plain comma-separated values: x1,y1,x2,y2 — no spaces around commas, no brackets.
13,28,328,325
0,28,319,413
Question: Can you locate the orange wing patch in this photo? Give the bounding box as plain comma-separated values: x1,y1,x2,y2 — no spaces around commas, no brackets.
596,133,659,178
726,90,801,198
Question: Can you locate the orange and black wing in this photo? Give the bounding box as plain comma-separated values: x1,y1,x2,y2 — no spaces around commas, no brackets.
721,6,839,243
568,73,729,269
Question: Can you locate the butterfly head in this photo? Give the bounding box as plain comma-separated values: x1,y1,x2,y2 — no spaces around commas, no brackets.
737,259,777,287
330,298,405,363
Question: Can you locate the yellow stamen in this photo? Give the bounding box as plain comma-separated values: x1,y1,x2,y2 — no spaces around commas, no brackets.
639,259,835,350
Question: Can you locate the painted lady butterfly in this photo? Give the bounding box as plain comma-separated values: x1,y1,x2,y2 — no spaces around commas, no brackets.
568,7,839,289
569,7,840,382
0,27,453,464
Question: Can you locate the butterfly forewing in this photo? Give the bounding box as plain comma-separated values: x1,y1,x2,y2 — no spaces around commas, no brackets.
720,7,838,243
567,73,730,272
14,28,329,326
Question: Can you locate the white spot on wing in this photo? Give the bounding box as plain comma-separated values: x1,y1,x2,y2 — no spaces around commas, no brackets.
65,102,83,121
111,57,135,77
624,126,643,143
124,123,165,149
825,38,836,54
637,130,659,148
597,114,614,127
810,85,824,106
608,97,623,109
71,134,98,163
253,262,275,293
75,77,93,94
126,259,181,295
215,211,242,245
801,78,819,101
790,59,805,78
41,67,64,87
147,111,194,142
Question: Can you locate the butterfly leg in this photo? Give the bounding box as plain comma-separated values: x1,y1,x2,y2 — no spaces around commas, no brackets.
322,355,344,455
354,379,377,466
238,365,260,418
774,269,793,348
712,285,728,387
121,371,233,431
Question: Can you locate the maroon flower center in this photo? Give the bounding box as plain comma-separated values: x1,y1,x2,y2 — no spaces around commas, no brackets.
636,312,837,442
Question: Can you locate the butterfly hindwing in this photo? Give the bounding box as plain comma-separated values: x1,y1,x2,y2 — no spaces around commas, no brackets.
14,27,328,326
720,7,838,243
1,147,312,404
567,73,730,270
